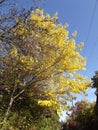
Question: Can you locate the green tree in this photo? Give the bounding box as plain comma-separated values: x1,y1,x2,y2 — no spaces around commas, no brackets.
63,101,96,130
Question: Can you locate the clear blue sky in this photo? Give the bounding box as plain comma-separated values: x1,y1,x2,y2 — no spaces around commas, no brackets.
14,0,98,78
40,0,98,121
43,0,98,78
3,0,98,78
41,0,98,98
2,0,98,121
38,0,98,120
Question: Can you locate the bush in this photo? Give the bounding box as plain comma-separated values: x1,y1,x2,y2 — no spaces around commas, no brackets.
62,101,98,130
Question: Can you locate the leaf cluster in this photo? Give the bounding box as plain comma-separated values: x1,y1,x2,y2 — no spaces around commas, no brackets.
63,101,98,130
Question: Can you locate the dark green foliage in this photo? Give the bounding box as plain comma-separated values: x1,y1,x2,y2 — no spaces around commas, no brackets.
62,101,98,130
0,93,60,130
92,71,98,89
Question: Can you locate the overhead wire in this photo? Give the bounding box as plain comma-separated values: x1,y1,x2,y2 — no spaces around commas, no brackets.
83,0,98,64
85,0,98,44
87,0,98,60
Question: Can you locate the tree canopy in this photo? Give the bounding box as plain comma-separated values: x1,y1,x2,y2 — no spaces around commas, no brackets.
0,9,91,127
62,101,97,130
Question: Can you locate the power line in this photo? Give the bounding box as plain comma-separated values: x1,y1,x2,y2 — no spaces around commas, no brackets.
85,0,98,44
84,0,98,67
87,38,98,60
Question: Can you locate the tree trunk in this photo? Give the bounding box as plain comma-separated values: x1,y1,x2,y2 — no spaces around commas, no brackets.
96,95,98,105
2,97,14,127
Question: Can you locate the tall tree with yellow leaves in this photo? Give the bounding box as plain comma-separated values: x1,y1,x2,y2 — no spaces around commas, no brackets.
0,9,91,126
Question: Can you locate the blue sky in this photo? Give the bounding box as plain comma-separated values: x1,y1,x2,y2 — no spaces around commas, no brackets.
43,0,98,94
39,0,98,121
36,0,98,101
1,0,98,121
43,0,98,78
3,0,98,78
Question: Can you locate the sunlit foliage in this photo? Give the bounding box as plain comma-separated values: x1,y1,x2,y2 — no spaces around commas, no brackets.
0,9,91,127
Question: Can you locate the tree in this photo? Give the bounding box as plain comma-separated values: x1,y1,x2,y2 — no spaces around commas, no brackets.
0,8,90,128
91,71,98,129
92,71,98,105
63,101,95,130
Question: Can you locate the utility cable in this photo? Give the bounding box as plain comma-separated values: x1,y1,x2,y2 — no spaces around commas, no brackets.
85,0,98,44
